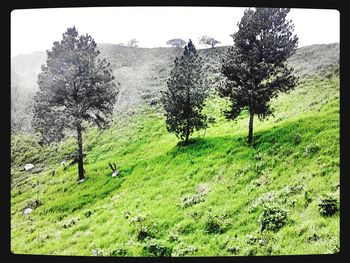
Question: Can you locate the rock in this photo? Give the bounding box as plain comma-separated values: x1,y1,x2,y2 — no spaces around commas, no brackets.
197,183,210,195
112,171,120,177
23,207,33,215
78,178,85,183
24,163,34,171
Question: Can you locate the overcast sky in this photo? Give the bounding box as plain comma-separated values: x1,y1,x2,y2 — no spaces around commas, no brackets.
11,7,340,57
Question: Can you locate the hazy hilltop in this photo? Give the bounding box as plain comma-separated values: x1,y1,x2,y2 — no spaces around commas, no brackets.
10,42,339,132
288,43,339,76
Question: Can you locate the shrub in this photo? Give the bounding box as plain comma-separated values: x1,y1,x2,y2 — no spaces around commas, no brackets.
204,213,228,234
171,243,198,256
294,133,302,145
141,238,172,257
226,245,240,255
181,194,205,208
180,183,210,208
129,214,147,224
61,217,80,229
167,230,180,242
307,233,320,242
26,198,42,209
129,213,157,240
246,234,260,245
223,235,241,255
328,237,340,254
84,210,92,218
258,204,288,232
137,226,153,240
248,191,277,213
318,195,338,216
92,248,104,256
303,143,321,157
109,247,128,256
304,191,313,207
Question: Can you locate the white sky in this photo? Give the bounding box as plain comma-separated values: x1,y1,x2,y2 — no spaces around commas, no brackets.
11,7,340,57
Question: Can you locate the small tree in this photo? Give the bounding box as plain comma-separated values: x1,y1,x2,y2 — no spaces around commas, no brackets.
127,38,139,48
198,35,221,48
219,8,298,145
161,40,209,145
32,26,119,181
166,38,186,49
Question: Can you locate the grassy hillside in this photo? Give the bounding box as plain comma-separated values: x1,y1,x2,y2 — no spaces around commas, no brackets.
10,60,339,257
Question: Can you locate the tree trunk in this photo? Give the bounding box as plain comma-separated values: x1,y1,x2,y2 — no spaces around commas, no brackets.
184,124,190,145
76,122,85,180
248,109,254,145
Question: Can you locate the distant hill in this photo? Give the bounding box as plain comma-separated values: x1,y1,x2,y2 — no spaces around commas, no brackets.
10,43,339,132
288,43,339,76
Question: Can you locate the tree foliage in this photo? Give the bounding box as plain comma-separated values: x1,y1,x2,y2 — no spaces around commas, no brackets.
166,38,186,48
198,35,221,48
161,40,209,145
219,8,298,144
32,26,119,180
127,38,139,48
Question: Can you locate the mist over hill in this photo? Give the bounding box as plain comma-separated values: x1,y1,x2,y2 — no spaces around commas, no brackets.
11,43,339,133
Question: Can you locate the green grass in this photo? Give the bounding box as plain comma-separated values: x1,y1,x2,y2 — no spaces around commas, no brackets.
10,74,339,256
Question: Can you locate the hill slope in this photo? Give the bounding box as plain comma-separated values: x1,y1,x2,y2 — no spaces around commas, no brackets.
10,63,339,256
10,43,339,132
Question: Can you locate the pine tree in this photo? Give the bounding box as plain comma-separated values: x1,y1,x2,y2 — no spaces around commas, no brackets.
32,26,119,181
161,40,209,145
219,8,298,145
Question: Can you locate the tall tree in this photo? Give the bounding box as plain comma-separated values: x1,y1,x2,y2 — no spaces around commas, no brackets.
198,35,221,48
219,8,298,145
161,40,209,145
166,38,186,49
32,26,119,181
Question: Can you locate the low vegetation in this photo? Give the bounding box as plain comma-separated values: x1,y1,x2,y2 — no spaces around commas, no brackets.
11,66,339,255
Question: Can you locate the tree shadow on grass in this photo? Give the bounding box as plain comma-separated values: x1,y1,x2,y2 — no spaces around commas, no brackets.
167,114,330,159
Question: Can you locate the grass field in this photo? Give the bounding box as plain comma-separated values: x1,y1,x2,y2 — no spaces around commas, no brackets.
10,69,340,256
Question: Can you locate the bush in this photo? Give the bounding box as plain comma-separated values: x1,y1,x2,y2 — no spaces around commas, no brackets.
304,191,313,207
226,245,240,255
328,237,340,254
109,247,128,256
258,204,288,232
245,232,267,246
137,226,153,240
129,214,157,240
303,143,321,157
167,230,180,242
141,238,172,257
61,217,80,229
92,248,104,256
204,213,228,234
294,133,302,145
26,198,42,209
318,195,338,216
181,184,210,208
181,194,205,208
171,243,198,256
